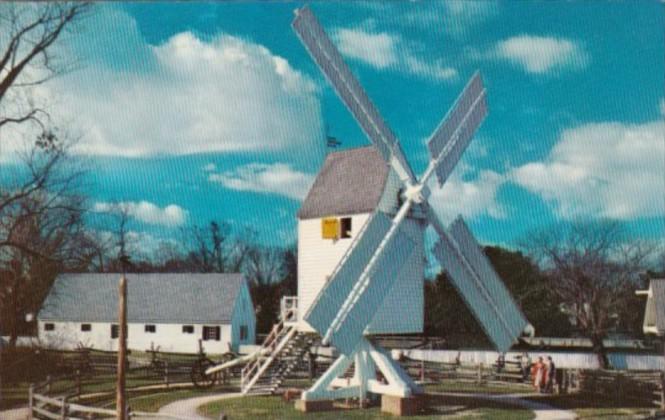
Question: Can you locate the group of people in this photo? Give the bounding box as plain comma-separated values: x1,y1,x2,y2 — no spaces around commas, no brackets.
530,356,556,393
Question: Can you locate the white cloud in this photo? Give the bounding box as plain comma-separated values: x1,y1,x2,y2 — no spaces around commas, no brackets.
334,27,457,81
94,201,188,226
399,1,497,38
429,168,506,222
495,35,588,74
512,120,665,219
14,9,323,158
203,163,217,172
335,28,398,69
208,162,314,201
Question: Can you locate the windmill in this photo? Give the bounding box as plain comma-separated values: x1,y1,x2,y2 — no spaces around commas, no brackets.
290,6,533,408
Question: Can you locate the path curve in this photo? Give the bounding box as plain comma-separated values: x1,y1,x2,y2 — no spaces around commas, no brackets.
0,407,30,420
150,390,576,420
156,392,242,419
433,391,577,420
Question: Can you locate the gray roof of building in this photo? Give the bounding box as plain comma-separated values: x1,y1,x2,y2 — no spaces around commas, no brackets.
650,279,665,334
38,273,247,324
297,146,391,219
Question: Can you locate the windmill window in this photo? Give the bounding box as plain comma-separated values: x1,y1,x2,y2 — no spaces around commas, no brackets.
145,324,156,333
203,326,220,341
111,324,119,339
340,217,352,238
240,325,248,341
182,325,194,334
81,324,92,332
44,323,55,331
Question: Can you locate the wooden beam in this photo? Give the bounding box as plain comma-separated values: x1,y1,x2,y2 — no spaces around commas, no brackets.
117,276,127,420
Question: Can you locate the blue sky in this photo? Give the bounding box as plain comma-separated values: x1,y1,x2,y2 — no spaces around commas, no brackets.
2,1,663,254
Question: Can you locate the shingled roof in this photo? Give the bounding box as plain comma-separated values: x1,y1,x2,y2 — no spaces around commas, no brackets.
297,146,391,220
38,273,246,324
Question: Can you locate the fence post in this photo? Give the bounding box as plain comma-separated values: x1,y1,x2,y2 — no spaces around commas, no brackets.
165,361,169,388
420,357,425,383
117,276,128,420
660,372,665,410
61,396,68,419
76,369,81,397
46,374,52,395
28,384,34,415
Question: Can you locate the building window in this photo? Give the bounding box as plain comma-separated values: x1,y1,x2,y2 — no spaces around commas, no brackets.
340,217,352,238
145,324,156,333
182,325,194,334
81,324,91,332
111,324,119,339
239,325,248,341
44,323,55,331
202,326,220,341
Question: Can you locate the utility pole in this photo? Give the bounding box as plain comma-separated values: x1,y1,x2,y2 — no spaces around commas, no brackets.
117,276,127,420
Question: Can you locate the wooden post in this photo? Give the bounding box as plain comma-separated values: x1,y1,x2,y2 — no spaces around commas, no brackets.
165,360,170,388
661,337,665,411
28,384,34,415
117,276,128,420
76,369,81,397
46,374,52,395
659,371,665,410
61,396,68,419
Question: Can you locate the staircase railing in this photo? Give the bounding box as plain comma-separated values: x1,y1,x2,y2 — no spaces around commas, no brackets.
240,318,297,394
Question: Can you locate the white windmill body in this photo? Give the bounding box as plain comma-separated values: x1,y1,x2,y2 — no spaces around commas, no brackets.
296,147,425,337
290,6,533,407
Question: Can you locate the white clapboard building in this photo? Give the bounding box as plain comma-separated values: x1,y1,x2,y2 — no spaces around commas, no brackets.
296,146,425,335
38,273,255,354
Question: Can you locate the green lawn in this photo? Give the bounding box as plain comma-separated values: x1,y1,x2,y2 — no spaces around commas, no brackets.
1,370,225,410
525,393,657,419
199,394,534,420
423,380,533,395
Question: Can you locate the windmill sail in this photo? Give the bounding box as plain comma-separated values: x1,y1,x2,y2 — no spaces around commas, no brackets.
305,211,415,355
292,6,414,184
304,212,392,340
448,218,528,339
427,72,488,187
431,217,528,353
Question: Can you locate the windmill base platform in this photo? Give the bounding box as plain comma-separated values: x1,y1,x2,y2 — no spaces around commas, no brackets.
296,338,423,416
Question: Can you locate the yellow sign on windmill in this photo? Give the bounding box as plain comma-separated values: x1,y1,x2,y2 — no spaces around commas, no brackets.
321,218,339,239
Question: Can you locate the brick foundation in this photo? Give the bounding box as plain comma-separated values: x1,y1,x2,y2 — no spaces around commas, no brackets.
294,399,334,412
380,394,424,416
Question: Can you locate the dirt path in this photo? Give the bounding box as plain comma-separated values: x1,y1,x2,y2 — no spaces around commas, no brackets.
149,390,576,420
433,391,577,420
155,392,242,419
0,407,30,420
2,390,576,419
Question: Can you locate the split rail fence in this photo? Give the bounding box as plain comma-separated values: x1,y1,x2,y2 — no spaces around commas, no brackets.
27,348,214,419
578,370,665,410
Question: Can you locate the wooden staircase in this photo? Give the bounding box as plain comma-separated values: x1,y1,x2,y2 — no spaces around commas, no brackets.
240,317,316,395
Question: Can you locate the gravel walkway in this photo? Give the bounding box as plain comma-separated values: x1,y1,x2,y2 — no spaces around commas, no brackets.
2,390,576,419
433,391,577,420
153,392,242,419
0,407,30,420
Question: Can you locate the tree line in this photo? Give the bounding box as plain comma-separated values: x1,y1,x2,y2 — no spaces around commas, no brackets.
1,4,663,366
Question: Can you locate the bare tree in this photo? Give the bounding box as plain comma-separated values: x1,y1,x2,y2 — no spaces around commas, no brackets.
184,222,254,273
244,245,287,333
0,2,91,131
244,246,285,286
0,136,93,347
525,221,654,367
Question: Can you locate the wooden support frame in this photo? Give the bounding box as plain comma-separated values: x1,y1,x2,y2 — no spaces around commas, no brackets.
301,338,420,402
